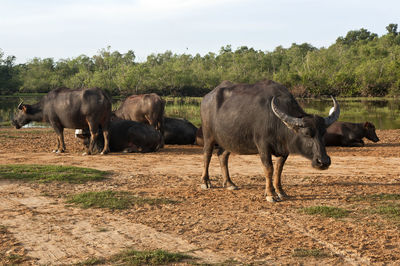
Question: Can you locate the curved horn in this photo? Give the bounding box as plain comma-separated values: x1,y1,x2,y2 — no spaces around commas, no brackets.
324,96,340,127
17,101,24,110
271,97,305,129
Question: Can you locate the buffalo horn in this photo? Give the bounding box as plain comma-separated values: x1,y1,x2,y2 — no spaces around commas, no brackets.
324,96,340,127
271,97,305,129
17,101,24,110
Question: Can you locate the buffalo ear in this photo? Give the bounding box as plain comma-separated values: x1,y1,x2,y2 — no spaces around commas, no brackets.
363,122,371,128
22,105,28,113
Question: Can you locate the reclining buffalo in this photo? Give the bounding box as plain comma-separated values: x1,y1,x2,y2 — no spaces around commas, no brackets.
324,121,379,147
76,118,162,153
114,93,165,134
12,87,111,155
200,80,340,202
164,117,197,145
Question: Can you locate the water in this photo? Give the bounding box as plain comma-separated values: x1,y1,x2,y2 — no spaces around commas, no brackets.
1,96,399,129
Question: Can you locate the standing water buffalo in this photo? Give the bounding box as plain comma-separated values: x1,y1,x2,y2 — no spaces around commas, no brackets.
76,118,162,153
114,93,165,134
200,80,340,202
12,87,111,155
324,121,379,147
164,117,197,145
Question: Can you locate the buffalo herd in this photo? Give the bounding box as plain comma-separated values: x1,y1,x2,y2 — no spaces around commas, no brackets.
13,80,382,202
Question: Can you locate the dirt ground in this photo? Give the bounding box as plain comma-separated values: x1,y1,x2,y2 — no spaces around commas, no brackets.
0,128,399,265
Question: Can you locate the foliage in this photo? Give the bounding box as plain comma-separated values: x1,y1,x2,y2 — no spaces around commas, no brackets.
0,164,108,183
1,24,400,97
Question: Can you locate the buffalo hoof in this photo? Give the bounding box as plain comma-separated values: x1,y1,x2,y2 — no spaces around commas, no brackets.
201,183,211,190
227,185,238,190
277,192,289,200
266,196,281,203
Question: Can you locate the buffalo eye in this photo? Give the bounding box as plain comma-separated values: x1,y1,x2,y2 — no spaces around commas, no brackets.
300,127,315,138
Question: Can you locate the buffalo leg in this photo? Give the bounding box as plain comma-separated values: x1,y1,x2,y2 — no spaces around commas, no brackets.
86,121,99,155
259,152,278,202
52,126,65,153
217,148,237,190
200,139,215,189
273,155,288,200
100,124,110,155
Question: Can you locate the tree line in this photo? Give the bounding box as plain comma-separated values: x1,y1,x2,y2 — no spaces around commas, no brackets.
1,24,400,97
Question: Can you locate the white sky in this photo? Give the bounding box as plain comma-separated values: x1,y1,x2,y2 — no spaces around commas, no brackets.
1,0,399,63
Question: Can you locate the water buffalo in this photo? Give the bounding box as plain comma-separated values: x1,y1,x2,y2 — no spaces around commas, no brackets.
76,118,162,153
114,93,165,134
195,126,204,146
324,121,379,147
12,87,111,155
200,80,340,202
164,117,197,145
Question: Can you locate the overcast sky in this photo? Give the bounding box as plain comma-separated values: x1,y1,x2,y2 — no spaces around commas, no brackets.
1,0,399,63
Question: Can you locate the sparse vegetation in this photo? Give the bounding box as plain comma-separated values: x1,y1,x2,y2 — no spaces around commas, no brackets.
300,206,350,218
75,249,193,265
0,164,109,183
292,248,330,258
110,249,193,265
67,190,177,210
350,193,400,202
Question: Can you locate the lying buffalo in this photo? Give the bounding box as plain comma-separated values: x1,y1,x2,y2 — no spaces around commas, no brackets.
200,80,340,202
324,121,379,147
114,93,165,134
76,119,162,153
12,87,111,155
164,117,197,145
195,126,204,146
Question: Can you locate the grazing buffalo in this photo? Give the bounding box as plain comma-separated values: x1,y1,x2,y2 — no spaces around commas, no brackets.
114,93,165,134
200,80,340,202
164,117,197,145
12,87,111,155
76,118,162,153
324,121,379,147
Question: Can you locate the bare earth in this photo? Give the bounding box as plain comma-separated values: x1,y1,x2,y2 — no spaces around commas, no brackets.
0,128,399,265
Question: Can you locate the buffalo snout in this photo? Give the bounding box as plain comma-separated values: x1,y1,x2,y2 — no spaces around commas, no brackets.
12,120,21,129
312,155,331,170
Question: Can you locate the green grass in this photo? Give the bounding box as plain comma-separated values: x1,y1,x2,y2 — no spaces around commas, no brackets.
110,249,193,265
300,206,350,218
370,204,400,222
0,164,109,183
67,190,177,210
292,248,330,258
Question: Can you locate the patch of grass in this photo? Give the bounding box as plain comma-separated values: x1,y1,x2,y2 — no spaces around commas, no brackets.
292,248,330,258
350,193,400,202
0,164,109,183
5,253,26,264
110,249,193,265
0,133,22,138
371,204,400,221
300,206,350,218
75,257,106,265
67,190,177,210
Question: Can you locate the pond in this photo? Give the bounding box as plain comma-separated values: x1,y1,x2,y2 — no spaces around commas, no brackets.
1,96,399,129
